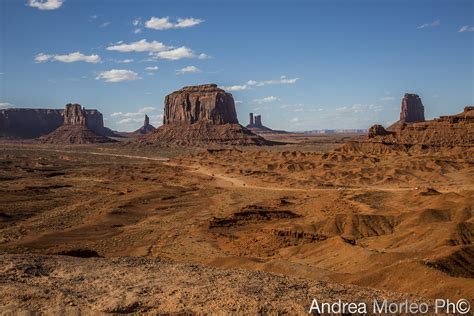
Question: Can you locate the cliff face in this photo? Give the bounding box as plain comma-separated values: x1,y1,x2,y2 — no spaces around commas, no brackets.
0,109,63,138
138,84,269,146
63,104,86,126
368,106,474,147
0,106,111,139
163,84,238,125
38,104,115,144
400,93,425,123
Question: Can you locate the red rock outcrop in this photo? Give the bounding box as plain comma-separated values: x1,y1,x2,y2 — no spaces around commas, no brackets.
133,114,156,135
137,84,268,146
400,93,425,123
366,106,474,148
246,112,287,134
0,106,116,139
38,104,115,144
63,103,86,126
368,124,392,138
163,84,238,125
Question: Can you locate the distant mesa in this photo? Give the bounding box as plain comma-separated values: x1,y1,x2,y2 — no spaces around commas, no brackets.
137,84,269,146
0,105,118,139
38,103,116,144
133,114,156,135
367,93,474,148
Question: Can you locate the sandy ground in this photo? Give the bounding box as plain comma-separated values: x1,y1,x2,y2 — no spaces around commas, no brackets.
1,254,427,314
0,140,472,313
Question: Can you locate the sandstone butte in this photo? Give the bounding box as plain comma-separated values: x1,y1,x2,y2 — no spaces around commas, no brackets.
365,93,473,149
38,104,116,144
136,84,269,146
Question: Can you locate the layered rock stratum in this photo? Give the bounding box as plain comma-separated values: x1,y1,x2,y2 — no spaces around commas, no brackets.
0,106,115,138
137,84,268,146
38,104,115,144
366,100,473,150
400,93,425,123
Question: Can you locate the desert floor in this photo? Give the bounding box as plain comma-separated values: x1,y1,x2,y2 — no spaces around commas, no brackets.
0,136,472,314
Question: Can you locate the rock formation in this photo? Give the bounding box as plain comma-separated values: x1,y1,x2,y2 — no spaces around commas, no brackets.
133,114,156,135
368,124,392,138
0,106,116,139
387,93,426,131
246,112,286,134
367,105,474,148
400,93,425,123
38,104,116,144
137,84,268,146
163,84,238,125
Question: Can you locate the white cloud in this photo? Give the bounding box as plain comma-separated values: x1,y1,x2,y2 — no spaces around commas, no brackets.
380,96,395,101
34,53,52,63
290,118,299,123
133,28,142,34
116,59,134,64
28,0,63,10
417,20,440,29
248,75,299,86
336,103,383,113
145,66,159,71
220,84,248,91
54,52,100,63
107,39,168,53
95,69,141,83
153,46,195,60
139,106,156,113
458,25,474,33
0,102,14,109
144,16,203,30
221,75,299,91
117,118,142,125
112,107,157,118
132,18,141,26
253,96,280,104
175,17,203,28
198,53,210,59
35,52,100,63
99,22,111,28
176,65,201,75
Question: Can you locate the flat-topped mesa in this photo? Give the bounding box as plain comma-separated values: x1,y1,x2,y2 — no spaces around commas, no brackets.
400,93,425,123
163,84,238,125
136,84,269,146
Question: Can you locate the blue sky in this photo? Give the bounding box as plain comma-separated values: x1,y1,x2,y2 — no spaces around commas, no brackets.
0,0,473,131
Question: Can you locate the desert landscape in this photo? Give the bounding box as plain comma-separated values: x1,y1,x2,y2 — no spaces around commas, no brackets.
1,0,473,314
0,83,473,314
